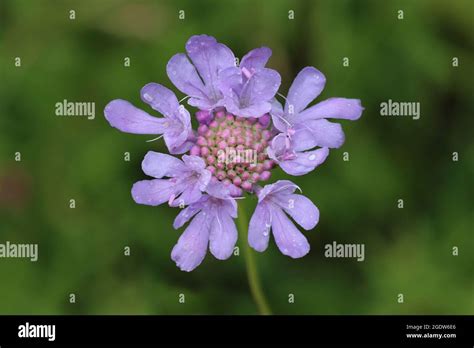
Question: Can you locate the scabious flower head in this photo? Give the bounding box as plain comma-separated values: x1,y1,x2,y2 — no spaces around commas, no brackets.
104,35,363,271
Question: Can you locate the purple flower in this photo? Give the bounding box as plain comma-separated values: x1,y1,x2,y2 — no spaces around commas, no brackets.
167,35,236,110
171,183,238,271
132,151,211,208
239,47,272,79
217,47,281,118
249,180,319,258
268,67,363,175
104,34,363,271
217,66,281,118
267,132,330,177
104,83,194,154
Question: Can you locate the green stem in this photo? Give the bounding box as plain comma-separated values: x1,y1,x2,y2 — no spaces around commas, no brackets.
237,202,272,315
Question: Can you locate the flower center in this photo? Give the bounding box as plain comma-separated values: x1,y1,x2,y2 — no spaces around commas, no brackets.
190,109,274,192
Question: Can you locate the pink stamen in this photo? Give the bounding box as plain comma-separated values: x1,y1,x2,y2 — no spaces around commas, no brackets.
216,170,226,180
260,171,271,181
241,67,253,79
215,110,226,119
263,160,274,171
262,130,272,141
206,155,216,165
241,181,252,191
168,194,176,206
233,176,242,186
221,128,231,139
218,140,227,150
190,145,200,156
197,136,207,146
198,124,208,135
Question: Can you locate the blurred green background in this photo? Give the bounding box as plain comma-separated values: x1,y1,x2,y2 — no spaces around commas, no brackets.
0,0,473,315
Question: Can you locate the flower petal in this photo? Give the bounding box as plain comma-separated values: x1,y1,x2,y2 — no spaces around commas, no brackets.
131,179,175,206
269,99,288,132
258,180,299,202
299,98,363,121
248,202,271,252
167,53,210,106
141,151,186,178
171,211,210,272
218,66,243,93
181,154,206,171
220,67,280,118
285,67,326,115
271,206,310,258
185,35,235,104
289,128,318,152
229,101,273,118
274,194,319,230
182,155,211,189
205,181,233,200
267,133,288,161
240,47,272,73
293,119,345,150
104,99,167,134
240,68,281,107
209,208,238,260
173,203,203,229
140,83,179,118
171,185,203,207
162,114,193,155
166,138,195,155
279,147,329,176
